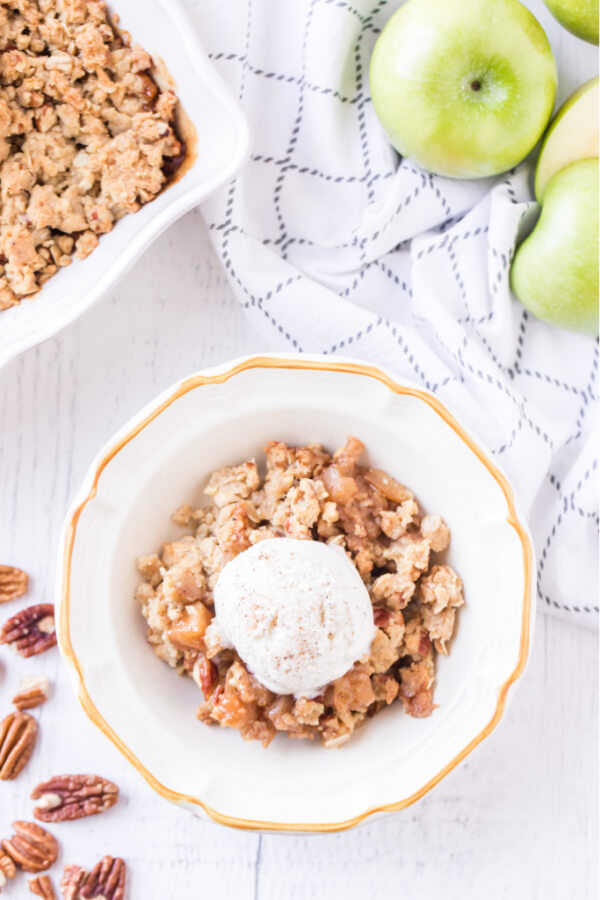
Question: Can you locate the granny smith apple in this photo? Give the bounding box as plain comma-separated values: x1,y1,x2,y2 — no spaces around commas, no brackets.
535,77,599,200
543,0,599,44
511,159,599,334
369,0,557,179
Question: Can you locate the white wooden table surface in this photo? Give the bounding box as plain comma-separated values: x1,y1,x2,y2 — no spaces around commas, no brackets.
1,3,599,895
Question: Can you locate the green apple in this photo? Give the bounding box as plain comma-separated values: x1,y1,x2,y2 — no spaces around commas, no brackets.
542,0,599,44
510,159,599,334
535,77,599,200
369,0,557,179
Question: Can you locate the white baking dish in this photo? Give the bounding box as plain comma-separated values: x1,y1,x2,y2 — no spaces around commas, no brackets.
0,0,250,372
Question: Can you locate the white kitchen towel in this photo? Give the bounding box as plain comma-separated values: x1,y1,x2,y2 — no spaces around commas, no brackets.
197,0,599,627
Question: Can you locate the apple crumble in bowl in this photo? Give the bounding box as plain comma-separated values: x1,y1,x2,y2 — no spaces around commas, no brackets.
58,356,534,830
136,437,465,748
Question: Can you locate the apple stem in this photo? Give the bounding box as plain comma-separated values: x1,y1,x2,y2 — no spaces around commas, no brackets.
470,80,482,92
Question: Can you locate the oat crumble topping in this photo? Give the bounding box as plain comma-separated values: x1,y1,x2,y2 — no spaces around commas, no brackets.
136,437,465,748
0,0,186,310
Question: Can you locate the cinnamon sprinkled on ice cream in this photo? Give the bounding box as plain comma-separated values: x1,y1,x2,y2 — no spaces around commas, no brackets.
212,538,376,697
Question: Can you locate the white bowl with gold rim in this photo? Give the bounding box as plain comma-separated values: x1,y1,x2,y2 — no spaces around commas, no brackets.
0,0,250,372
57,354,535,833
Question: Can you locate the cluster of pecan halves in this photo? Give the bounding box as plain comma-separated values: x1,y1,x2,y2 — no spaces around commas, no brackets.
1,568,54,785
1,565,56,657
0,777,122,897
0,567,125,898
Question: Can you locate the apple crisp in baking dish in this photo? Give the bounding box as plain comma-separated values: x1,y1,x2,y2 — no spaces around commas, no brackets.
136,438,465,748
0,0,187,310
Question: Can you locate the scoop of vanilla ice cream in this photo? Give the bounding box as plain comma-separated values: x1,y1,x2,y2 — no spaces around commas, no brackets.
212,538,376,697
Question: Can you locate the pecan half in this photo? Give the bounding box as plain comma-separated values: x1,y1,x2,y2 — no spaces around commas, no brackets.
80,857,126,900
0,849,17,888
0,565,29,603
13,675,50,711
32,774,119,823
193,655,218,696
0,711,38,780
30,874,56,898
2,821,59,874
373,606,390,628
59,866,88,900
0,604,56,657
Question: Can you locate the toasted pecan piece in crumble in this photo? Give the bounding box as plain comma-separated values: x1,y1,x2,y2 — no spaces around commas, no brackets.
192,655,218,697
